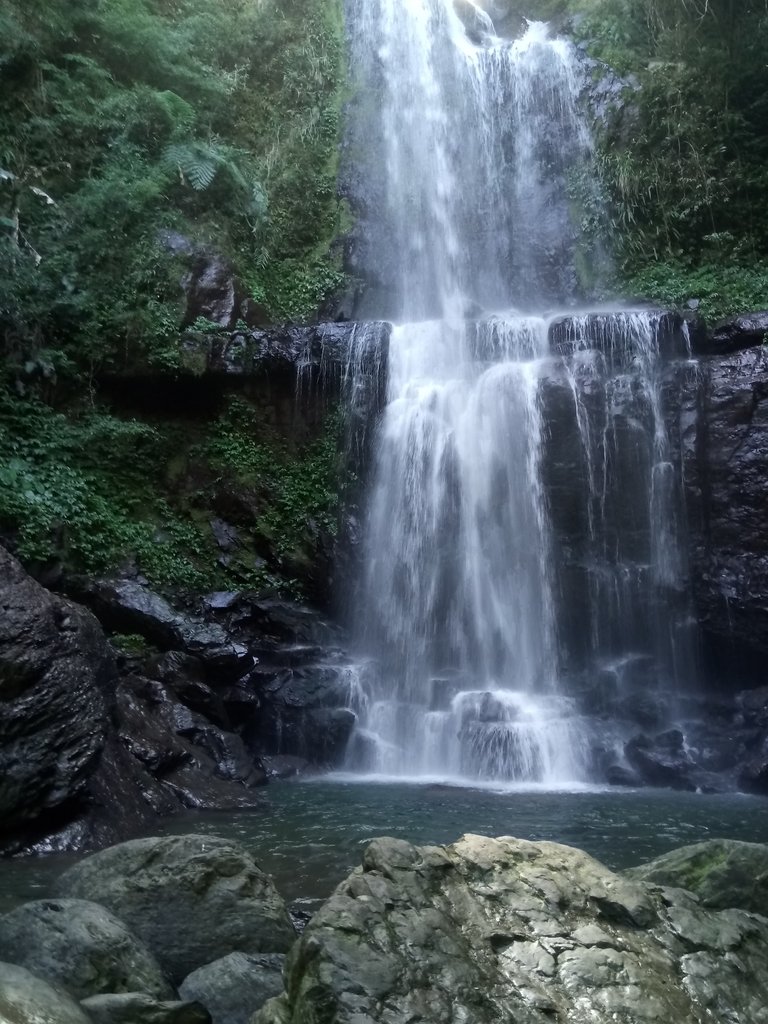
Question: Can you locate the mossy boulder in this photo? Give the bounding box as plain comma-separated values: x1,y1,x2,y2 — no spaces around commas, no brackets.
624,837,768,916
55,835,296,985
0,898,173,1001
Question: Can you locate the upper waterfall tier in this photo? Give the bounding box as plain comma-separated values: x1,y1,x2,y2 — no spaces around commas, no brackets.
345,3,607,319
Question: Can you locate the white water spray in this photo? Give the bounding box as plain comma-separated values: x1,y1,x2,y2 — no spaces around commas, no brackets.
340,1,693,784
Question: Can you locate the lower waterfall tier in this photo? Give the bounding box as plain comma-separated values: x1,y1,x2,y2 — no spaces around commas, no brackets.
344,310,697,784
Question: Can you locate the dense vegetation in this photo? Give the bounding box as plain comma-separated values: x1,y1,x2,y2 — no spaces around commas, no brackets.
507,0,768,317
0,387,343,595
0,0,347,594
572,0,768,318
0,0,346,373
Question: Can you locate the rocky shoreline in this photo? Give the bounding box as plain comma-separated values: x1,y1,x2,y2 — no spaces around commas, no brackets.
0,833,766,1024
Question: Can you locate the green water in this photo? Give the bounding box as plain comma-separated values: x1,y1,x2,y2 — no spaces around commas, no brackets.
2,781,768,913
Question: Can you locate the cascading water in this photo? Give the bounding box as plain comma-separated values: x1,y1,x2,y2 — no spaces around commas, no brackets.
340,1,695,784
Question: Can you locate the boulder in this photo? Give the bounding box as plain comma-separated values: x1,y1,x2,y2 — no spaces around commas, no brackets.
254,834,768,1024
707,310,768,355
624,730,696,791
0,960,91,1024
72,579,253,682
253,666,357,764
179,953,285,1024
55,835,296,984
625,838,768,917
0,898,173,1001
81,993,211,1024
0,546,110,849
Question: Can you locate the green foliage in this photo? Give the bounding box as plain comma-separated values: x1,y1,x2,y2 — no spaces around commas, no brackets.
0,391,212,587
202,397,343,558
624,261,768,324
0,382,344,597
576,0,768,311
0,0,347,371
110,633,151,655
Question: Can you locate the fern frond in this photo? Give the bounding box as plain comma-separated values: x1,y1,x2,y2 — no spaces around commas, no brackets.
163,142,220,191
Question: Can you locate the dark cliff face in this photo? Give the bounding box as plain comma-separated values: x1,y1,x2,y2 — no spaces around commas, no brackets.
684,343,768,679
0,547,111,839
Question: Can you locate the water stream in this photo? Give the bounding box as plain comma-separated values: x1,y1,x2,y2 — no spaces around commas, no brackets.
341,2,696,783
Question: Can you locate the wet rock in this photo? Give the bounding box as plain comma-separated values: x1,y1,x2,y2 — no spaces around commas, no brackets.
254,834,768,1024
706,310,768,355
56,835,296,985
0,961,92,1024
116,678,192,776
738,737,768,795
252,667,357,764
0,546,110,850
684,344,768,665
605,764,642,787
177,322,391,386
0,898,172,1001
224,596,342,652
548,310,686,360
737,685,768,727
625,838,768,917
182,252,242,331
179,953,285,1024
156,670,230,730
116,676,266,806
210,519,240,553
261,755,310,780
81,993,211,1024
149,650,207,686
624,731,696,791
73,579,254,681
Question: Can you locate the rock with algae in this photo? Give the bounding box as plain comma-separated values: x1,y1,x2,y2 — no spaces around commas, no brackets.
254,834,768,1024
624,837,768,917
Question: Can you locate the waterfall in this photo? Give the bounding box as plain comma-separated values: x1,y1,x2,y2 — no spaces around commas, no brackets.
340,0,694,784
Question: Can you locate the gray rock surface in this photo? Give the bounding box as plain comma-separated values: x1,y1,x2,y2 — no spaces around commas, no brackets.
179,953,285,1024
0,960,92,1024
254,834,768,1024
55,835,296,984
684,343,768,662
625,837,768,917
0,546,110,849
182,251,242,331
74,579,253,680
708,310,768,354
0,898,172,1001
81,993,211,1024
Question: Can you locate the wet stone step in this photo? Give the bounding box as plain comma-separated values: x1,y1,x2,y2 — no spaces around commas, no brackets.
548,310,689,361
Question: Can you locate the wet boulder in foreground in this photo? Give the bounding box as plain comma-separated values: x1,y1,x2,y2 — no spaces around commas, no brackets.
254,834,768,1024
55,835,296,986
0,960,92,1024
624,837,768,918
81,992,211,1024
179,953,286,1024
0,897,173,1001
